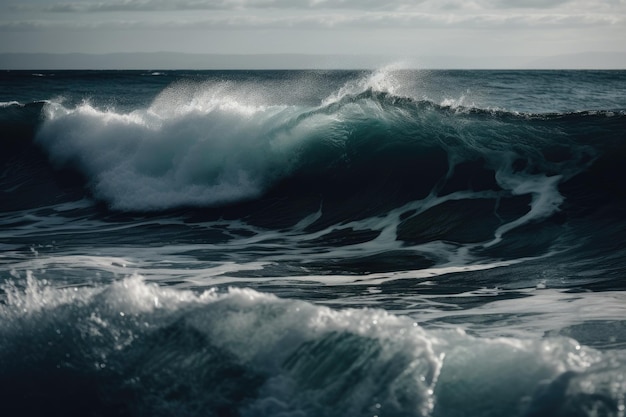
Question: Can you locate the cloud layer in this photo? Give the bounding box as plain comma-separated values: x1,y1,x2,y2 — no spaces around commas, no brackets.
1,0,624,64
7,0,626,12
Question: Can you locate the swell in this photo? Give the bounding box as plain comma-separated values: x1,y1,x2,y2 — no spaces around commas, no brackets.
0,101,91,211
0,101,45,145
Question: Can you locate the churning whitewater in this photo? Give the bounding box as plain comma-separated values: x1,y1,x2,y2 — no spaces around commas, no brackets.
1,68,626,416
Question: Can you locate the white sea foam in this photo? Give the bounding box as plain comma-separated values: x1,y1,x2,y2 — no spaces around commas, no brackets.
321,64,412,106
36,87,313,210
0,100,23,107
487,172,564,247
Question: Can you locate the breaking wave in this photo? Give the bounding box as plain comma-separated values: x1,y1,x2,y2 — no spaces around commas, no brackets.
1,274,624,417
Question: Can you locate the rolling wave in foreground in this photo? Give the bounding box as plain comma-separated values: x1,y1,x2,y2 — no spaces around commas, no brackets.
1,68,626,416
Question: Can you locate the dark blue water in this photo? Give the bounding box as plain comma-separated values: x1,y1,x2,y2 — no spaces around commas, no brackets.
1,69,626,417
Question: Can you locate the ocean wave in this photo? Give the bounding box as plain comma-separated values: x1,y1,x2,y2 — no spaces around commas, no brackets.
32,73,609,213
0,71,622,260
0,273,624,417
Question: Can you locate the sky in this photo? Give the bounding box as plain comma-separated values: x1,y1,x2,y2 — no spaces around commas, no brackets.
1,0,625,68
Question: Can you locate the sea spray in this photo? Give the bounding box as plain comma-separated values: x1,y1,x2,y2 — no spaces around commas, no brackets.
2,274,624,417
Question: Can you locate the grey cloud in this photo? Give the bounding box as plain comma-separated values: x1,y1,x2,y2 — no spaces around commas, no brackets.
39,0,425,12
1,11,622,31
426,0,616,11
486,0,573,8
8,0,623,13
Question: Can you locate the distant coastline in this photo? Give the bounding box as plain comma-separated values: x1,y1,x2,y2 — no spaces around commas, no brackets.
1,51,626,70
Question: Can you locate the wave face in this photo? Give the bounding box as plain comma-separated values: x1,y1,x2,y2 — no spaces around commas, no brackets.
2,69,626,417
21,71,626,216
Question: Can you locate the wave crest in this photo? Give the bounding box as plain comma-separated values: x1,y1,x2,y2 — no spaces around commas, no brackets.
37,89,310,210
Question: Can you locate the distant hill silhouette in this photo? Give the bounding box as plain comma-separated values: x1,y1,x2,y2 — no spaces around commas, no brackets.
1,52,625,70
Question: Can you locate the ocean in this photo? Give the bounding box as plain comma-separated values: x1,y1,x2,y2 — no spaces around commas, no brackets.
1,68,626,416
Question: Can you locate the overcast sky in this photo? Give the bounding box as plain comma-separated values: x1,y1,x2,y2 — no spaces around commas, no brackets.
1,0,625,67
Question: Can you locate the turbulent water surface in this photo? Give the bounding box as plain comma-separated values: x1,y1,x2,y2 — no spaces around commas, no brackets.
1,68,626,416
